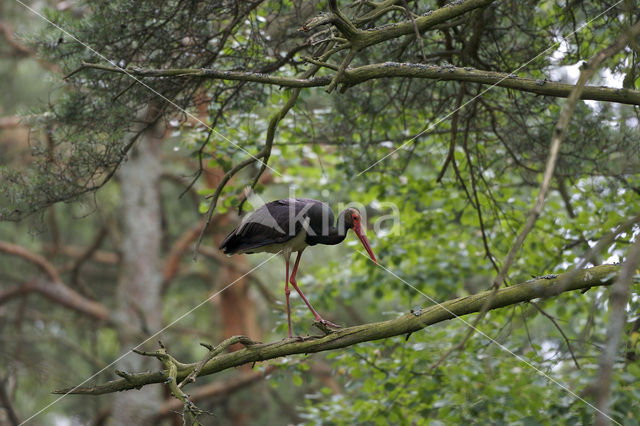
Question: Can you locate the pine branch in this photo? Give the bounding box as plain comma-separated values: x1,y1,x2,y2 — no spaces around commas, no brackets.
53,264,620,396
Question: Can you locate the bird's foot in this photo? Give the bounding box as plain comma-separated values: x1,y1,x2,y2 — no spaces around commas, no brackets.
313,318,341,335
320,318,340,328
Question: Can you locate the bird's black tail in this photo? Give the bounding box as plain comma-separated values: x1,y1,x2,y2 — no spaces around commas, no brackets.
219,229,238,254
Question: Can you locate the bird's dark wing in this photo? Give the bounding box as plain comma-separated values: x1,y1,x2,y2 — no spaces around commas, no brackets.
219,199,308,254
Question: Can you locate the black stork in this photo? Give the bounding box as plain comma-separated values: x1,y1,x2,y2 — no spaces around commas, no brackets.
220,198,377,337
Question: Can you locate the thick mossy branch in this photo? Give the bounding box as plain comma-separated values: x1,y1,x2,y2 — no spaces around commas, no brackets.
304,0,494,50
76,62,640,106
346,0,495,49
54,264,620,395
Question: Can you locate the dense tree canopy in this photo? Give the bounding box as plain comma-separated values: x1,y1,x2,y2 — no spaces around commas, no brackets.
1,0,639,424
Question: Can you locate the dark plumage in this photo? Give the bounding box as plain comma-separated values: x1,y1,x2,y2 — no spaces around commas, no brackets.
220,198,378,337
220,199,358,254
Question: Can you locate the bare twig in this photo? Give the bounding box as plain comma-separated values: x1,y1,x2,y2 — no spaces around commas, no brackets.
436,84,465,182
530,301,580,369
401,0,427,62
162,219,207,292
326,49,358,94
463,116,500,273
192,156,259,259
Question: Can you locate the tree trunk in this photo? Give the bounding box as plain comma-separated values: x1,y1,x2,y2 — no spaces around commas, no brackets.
111,108,164,425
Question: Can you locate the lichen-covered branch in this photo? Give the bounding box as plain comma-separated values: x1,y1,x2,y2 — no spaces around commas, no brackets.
303,0,494,51
178,336,259,388
53,264,619,395
134,343,207,425
75,61,640,106
154,366,276,420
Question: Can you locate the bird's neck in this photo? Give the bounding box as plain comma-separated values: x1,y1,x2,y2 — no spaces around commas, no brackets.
311,226,348,245
305,210,350,246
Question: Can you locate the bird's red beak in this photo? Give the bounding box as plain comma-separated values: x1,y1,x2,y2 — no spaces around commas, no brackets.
353,223,378,265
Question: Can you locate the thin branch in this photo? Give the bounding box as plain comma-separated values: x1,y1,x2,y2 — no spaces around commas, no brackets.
234,42,338,215
162,219,206,292
463,115,500,273
57,245,119,264
53,264,619,395
351,1,406,26
301,56,340,71
192,156,258,259
326,49,358,94
530,301,580,369
179,128,214,199
236,85,303,214
436,83,465,182
401,0,427,62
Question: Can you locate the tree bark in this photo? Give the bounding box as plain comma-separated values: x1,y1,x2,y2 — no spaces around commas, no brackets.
111,106,164,425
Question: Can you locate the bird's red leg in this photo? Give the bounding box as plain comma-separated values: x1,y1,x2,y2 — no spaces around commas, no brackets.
289,250,340,328
285,256,293,338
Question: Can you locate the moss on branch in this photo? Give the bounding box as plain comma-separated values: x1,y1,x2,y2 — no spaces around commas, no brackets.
54,264,620,396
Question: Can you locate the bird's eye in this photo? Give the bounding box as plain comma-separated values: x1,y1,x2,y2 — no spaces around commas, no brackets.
352,214,359,221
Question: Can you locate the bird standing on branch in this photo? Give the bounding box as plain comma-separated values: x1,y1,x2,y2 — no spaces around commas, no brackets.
220,198,378,337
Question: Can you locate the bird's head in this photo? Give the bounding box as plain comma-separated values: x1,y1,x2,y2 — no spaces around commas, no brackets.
342,208,378,265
